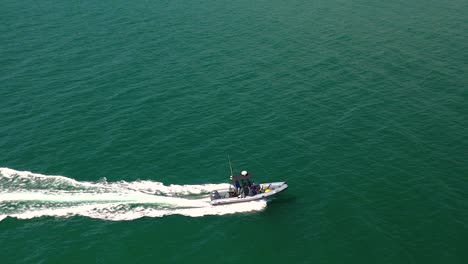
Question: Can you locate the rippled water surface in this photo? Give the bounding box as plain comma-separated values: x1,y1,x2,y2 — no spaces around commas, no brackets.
1,0,467,263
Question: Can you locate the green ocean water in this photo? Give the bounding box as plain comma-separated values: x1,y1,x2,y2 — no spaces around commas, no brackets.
1,0,467,263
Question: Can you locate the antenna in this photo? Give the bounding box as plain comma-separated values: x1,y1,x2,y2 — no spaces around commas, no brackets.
228,155,233,176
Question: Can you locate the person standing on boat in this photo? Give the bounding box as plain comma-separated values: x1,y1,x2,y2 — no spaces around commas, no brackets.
242,182,249,198
234,180,241,195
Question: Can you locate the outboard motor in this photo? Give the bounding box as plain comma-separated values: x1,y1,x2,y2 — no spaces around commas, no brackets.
210,190,221,201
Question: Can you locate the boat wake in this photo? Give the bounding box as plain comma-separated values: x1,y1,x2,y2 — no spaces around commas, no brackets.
0,168,266,221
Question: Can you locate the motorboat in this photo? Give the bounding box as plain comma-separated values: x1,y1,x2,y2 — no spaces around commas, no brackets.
210,170,288,205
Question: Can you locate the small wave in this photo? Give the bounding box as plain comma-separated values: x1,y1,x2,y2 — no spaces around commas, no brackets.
0,168,266,221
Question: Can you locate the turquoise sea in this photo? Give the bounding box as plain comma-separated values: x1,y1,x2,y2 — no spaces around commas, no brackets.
1,0,467,263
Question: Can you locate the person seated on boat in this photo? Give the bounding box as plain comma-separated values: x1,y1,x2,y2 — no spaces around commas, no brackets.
248,181,255,195
250,185,257,196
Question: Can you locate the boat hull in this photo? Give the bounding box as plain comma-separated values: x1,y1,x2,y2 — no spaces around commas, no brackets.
210,182,288,205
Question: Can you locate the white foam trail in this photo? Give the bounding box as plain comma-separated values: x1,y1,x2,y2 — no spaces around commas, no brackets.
1,200,267,221
0,167,98,188
0,168,267,221
109,180,231,196
0,191,209,207
0,167,230,194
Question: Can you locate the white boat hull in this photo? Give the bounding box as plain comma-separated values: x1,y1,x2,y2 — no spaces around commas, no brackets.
210,182,288,205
